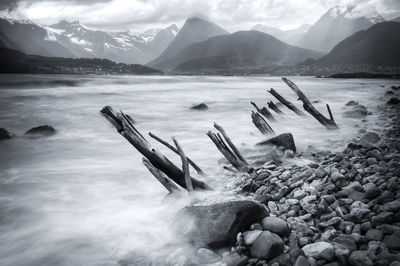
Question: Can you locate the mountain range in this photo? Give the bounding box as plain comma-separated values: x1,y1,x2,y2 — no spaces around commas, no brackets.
168,30,323,73
295,6,385,52
1,5,399,75
251,24,311,45
147,17,229,70
0,17,178,64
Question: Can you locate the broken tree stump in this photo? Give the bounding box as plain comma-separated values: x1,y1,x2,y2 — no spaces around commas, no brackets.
149,132,205,176
281,77,338,130
267,101,284,114
251,101,276,122
251,111,275,135
142,158,181,193
100,106,210,190
207,123,252,172
268,88,305,116
173,137,193,191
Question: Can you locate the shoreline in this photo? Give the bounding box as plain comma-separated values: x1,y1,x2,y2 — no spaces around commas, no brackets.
224,85,400,265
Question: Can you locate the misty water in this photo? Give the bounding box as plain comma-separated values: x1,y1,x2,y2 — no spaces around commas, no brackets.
0,74,395,266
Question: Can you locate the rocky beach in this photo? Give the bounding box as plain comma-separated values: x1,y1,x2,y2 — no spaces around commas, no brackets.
161,85,400,266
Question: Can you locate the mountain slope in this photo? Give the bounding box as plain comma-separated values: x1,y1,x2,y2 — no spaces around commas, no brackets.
165,30,323,73
0,46,162,74
296,6,384,52
315,22,400,66
252,24,310,45
0,18,178,64
50,20,178,64
147,17,229,70
0,18,85,58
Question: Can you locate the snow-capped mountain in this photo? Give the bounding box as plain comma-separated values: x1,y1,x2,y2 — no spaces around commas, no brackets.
296,6,386,52
251,24,311,45
0,17,179,64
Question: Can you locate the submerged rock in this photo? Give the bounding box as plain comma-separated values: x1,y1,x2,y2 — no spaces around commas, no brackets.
25,125,56,135
0,128,14,140
387,97,400,105
345,100,359,106
175,200,268,248
361,132,381,144
190,103,208,110
257,133,296,152
343,104,368,118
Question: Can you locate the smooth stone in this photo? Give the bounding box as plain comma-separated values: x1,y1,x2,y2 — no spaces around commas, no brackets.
383,231,400,251
361,132,381,144
243,230,262,245
294,255,310,266
302,242,335,261
262,216,290,237
349,250,374,266
196,248,220,264
366,229,384,241
250,231,284,260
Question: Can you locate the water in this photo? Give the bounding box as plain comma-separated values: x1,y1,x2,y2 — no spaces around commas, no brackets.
0,74,395,265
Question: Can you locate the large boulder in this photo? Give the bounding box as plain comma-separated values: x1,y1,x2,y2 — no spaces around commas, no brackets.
257,133,296,153
25,125,56,135
250,231,284,260
175,200,268,248
0,128,14,140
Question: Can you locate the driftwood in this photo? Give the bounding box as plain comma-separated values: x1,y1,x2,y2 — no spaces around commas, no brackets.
100,106,209,190
173,137,193,191
267,101,284,114
207,123,252,172
268,88,305,116
142,158,181,193
251,111,275,135
281,77,338,130
251,102,276,122
149,132,205,176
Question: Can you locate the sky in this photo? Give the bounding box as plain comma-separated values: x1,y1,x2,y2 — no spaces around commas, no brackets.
0,0,400,33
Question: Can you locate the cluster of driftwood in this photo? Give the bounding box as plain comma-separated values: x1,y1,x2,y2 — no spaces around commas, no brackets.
250,77,338,136
101,78,338,193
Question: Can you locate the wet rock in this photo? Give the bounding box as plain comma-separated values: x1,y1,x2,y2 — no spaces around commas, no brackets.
190,103,208,110
250,231,284,260
387,97,400,105
262,216,290,237
302,242,335,261
332,235,357,252
366,229,384,241
294,255,309,266
315,167,327,178
364,185,381,200
349,250,374,266
345,100,359,106
25,125,56,135
0,128,14,140
343,105,368,118
361,132,381,144
243,230,262,245
175,200,268,248
383,231,400,251
372,212,393,227
384,201,400,212
257,133,296,152
196,248,220,264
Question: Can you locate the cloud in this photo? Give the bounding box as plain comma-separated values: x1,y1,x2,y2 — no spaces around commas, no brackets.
0,0,399,32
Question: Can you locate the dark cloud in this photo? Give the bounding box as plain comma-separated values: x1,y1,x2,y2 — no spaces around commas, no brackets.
0,0,112,10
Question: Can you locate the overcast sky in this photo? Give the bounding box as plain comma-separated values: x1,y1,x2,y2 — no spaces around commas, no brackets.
1,0,400,33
